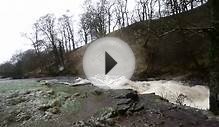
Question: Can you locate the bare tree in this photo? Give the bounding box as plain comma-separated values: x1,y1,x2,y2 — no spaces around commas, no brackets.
79,0,108,42
139,0,149,21
36,14,64,67
190,0,194,9
114,0,129,28
58,14,75,51
23,24,41,54
80,13,90,44
157,0,162,18
106,1,115,33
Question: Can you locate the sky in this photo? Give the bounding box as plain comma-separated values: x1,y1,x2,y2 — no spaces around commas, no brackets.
0,0,84,63
0,0,136,64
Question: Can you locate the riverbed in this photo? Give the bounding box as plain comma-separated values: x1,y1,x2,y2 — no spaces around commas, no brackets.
0,76,209,110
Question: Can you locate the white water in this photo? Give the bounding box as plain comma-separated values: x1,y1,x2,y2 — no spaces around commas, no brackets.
83,75,209,110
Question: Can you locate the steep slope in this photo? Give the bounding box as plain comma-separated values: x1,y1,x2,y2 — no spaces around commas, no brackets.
66,3,211,79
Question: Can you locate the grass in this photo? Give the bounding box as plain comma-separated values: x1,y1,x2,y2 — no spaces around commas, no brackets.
94,107,114,117
0,79,44,93
61,99,81,113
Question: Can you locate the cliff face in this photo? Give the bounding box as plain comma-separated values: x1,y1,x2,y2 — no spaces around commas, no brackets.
66,4,211,79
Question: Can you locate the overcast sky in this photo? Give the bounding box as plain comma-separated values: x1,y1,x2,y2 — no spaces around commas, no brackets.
0,0,85,63
0,0,136,64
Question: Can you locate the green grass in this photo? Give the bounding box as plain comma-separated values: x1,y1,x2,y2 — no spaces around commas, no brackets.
51,85,78,94
61,99,81,113
0,79,92,115
0,79,43,93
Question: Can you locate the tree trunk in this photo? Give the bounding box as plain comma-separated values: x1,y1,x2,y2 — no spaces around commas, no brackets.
58,40,65,66
201,0,204,5
68,23,75,50
125,0,129,26
84,32,88,44
108,12,111,33
63,31,68,53
190,0,194,10
50,33,61,67
209,0,219,115
149,0,153,19
158,0,161,18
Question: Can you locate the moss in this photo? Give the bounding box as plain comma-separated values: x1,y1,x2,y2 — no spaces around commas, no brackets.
61,99,81,113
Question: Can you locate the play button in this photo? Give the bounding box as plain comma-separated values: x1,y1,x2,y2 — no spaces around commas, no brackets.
83,37,135,86
105,52,117,74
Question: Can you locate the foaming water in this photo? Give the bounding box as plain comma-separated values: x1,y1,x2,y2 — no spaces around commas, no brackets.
88,75,209,110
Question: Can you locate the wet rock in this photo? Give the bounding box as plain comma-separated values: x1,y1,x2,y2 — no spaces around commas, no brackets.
116,98,132,105
38,104,52,111
43,112,53,120
19,90,32,95
1,120,8,127
179,122,184,127
46,90,55,95
116,90,138,101
7,97,26,105
72,107,118,127
92,89,103,96
64,95,71,100
144,123,150,127
99,108,117,119
113,89,144,115
169,105,178,110
158,96,169,102
116,104,131,115
73,121,86,126
37,90,48,97
36,79,42,82
73,117,117,127
1,110,21,126
103,111,118,119
48,107,60,114
16,112,31,122
130,102,144,112
126,91,139,101
81,92,88,98
176,94,187,105
40,81,52,87
6,91,19,99
73,92,80,97
50,99,62,107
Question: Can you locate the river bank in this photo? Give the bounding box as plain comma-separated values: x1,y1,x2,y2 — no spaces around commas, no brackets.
0,77,218,127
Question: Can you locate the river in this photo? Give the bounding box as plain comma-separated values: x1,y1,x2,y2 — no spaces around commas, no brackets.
0,76,209,110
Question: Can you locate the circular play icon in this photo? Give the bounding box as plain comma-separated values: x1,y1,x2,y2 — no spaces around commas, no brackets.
83,37,135,86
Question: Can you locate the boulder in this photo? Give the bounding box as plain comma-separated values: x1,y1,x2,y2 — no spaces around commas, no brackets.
116,104,131,115
16,112,31,122
46,90,55,95
92,89,103,96
38,104,52,111
73,92,80,97
48,107,60,114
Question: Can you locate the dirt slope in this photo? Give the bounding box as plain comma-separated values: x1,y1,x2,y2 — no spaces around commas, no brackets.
66,3,211,80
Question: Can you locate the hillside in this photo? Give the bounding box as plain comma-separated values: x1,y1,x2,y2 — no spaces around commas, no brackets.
66,3,211,80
